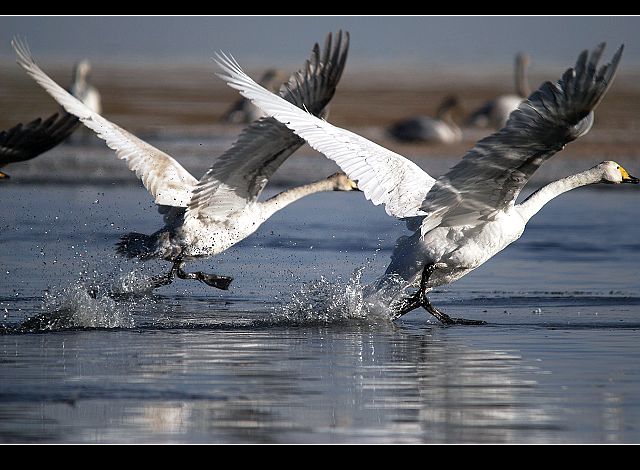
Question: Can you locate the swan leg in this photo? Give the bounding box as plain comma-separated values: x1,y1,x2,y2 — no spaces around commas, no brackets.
421,296,486,325
392,264,486,325
174,261,233,290
417,266,486,325
389,264,439,320
145,262,180,290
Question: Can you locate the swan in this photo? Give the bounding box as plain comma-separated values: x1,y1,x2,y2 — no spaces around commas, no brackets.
0,112,80,178
387,95,463,144
215,43,637,324
220,68,288,124
466,53,531,130
69,59,101,114
12,31,357,290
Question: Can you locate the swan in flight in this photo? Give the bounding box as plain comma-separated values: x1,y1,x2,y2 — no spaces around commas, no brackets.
220,68,288,124
12,31,357,290
0,112,80,178
387,95,463,144
216,43,637,324
467,53,531,130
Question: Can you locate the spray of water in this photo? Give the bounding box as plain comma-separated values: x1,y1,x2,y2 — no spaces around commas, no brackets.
14,264,171,332
273,266,407,324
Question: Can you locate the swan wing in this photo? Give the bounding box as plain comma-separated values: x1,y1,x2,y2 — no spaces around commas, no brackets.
419,43,623,233
12,37,198,207
214,52,435,220
0,112,79,165
187,31,349,223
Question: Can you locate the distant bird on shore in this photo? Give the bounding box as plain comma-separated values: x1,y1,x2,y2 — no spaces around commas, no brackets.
220,68,288,124
387,95,463,144
217,43,636,325
0,112,80,179
69,59,101,114
13,32,357,291
467,53,531,130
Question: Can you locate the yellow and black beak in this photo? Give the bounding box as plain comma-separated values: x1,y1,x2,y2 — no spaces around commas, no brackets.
620,166,639,184
0,170,9,179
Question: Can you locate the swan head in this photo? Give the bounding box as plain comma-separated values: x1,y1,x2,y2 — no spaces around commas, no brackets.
73,59,92,82
598,161,639,184
328,172,360,191
0,170,9,179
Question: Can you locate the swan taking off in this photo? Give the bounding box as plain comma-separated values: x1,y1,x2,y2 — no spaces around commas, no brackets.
12,31,356,290
216,43,637,324
0,112,80,178
466,53,531,130
387,95,463,144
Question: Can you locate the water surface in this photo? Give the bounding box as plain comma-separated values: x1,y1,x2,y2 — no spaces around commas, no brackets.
1,166,639,443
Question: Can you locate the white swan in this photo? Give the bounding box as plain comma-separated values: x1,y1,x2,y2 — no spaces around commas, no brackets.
69,59,101,114
215,43,637,324
387,95,463,144
0,111,80,178
12,32,357,289
467,53,531,130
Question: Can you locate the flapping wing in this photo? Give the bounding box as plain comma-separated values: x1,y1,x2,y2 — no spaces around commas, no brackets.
0,112,79,165
12,37,198,207
214,52,434,220
187,31,349,223
418,43,623,234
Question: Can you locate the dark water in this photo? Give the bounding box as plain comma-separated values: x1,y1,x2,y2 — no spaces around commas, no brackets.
1,169,639,443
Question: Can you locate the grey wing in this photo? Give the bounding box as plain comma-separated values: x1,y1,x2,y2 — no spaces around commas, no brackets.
186,31,349,223
419,43,623,233
0,112,79,165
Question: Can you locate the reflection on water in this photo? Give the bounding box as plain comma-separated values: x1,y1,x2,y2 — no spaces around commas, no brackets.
1,178,639,443
0,325,549,443
1,321,639,443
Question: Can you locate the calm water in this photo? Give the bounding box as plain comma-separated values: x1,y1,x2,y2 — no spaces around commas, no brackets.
1,161,639,443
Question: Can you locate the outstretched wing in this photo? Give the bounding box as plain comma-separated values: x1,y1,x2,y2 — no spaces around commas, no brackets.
214,52,435,220
418,43,623,233
12,37,198,207
187,31,349,223
0,112,79,165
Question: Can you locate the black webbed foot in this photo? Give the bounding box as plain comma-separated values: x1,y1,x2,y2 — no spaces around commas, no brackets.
391,264,486,326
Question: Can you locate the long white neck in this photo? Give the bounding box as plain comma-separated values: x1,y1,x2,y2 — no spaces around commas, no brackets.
517,168,601,223
73,70,87,88
259,178,338,220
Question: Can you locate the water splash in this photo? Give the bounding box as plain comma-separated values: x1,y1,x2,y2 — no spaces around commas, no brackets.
273,267,406,324
12,266,170,332
39,283,134,330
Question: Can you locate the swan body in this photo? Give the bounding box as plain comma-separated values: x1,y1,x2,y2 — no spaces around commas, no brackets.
388,96,462,144
13,32,354,288
216,43,636,321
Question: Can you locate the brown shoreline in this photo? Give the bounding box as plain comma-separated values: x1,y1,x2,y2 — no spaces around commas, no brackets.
2,63,639,184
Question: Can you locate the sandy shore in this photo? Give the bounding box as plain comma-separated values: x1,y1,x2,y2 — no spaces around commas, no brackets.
2,62,640,185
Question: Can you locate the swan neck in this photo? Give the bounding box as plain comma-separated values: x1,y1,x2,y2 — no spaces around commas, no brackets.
517,168,601,222
260,178,336,218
